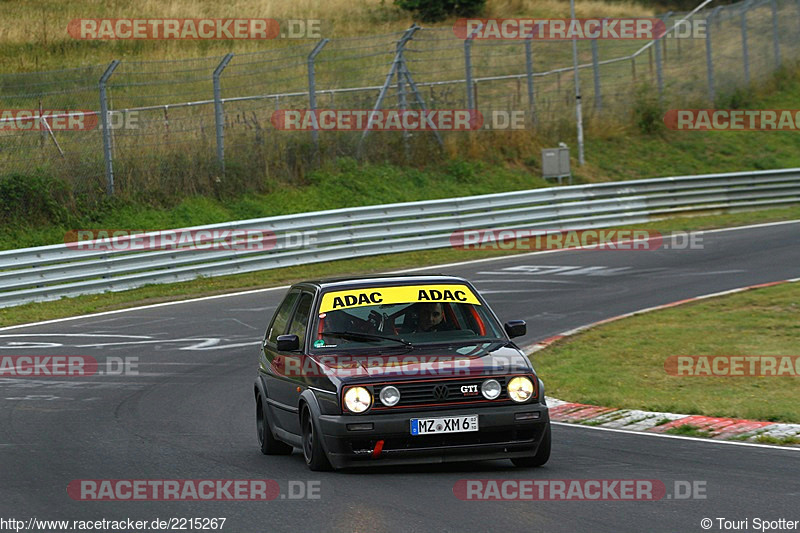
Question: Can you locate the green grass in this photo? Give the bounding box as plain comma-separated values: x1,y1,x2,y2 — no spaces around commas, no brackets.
754,434,800,445
5,62,800,251
2,204,799,328
664,425,713,438
532,281,800,423
0,158,542,250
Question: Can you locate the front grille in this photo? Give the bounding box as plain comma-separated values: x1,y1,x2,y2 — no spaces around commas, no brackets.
349,427,539,454
372,376,511,410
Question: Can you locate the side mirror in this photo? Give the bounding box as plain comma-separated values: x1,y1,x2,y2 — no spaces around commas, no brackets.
276,334,300,352
504,320,527,339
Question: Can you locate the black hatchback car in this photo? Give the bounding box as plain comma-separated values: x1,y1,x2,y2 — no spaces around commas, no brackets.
254,274,550,471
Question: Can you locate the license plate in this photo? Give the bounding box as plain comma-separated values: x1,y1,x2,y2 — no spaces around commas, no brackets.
410,415,478,435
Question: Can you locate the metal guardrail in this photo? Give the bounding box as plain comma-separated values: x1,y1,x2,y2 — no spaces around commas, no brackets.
1,168,799,309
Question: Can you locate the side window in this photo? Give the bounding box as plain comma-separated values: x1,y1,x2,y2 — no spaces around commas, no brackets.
287,293,313,350
267,291,300,344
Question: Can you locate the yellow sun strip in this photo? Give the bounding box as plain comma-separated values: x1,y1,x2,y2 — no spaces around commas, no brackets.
319,285,481,313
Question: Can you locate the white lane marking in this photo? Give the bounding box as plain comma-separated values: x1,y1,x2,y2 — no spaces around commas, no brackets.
660,269,747,277
2,219,798,332
0,334,152,338
478,289,562,294
553,422,800,452
0,333,256,352
225,318,259,331
0,333,154,350
473,279,576,284
478,265,633,277
1,342,63,349
0,286,291,332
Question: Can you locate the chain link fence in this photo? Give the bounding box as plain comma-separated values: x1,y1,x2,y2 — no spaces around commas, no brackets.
1,0,799,197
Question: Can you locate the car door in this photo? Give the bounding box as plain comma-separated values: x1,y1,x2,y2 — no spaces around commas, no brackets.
262,289,300,433
271,291,314,436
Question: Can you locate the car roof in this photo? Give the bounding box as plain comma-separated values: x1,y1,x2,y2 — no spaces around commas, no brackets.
296,274,471,290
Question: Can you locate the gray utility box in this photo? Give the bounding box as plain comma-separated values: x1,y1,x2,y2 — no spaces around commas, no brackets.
542,146,572,185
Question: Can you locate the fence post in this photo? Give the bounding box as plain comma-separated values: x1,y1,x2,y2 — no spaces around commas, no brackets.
524,37,536,125
358,25,420,154
654,38,664,98
591,39,602,109
464,24,481,110
661,12,672,64
770,0,781,67
705,10,717,103
570,0,585,166
213,53,234,174
99,60,120,196
740,1,750,84
307,39,329,160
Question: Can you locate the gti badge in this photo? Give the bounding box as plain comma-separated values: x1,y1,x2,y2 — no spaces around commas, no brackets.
460,384,479,396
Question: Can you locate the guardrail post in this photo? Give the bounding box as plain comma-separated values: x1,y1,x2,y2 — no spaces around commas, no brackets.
740,1,750,84
464,24,481,110
307,39,329,162
99,60,120,196
591,39,602,109
770,0,781,67
213,53,234,174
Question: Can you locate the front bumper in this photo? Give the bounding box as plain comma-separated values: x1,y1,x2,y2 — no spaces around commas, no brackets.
317,403,549,469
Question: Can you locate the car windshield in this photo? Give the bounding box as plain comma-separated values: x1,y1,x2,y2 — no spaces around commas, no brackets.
311,284,504,352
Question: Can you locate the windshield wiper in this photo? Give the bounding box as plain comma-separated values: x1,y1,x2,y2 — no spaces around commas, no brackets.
322,331,413,348
415,337,509,348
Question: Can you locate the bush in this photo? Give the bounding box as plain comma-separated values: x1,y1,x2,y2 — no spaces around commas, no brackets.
394,0,486,22
0,172,71,225
632,85,664,135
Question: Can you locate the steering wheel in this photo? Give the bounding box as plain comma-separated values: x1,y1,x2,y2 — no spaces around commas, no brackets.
367,310,385,332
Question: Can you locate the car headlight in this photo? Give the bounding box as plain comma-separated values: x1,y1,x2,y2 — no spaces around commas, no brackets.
481,379,502,400
344,386,372,413
507,376,534,403
379,385,401,407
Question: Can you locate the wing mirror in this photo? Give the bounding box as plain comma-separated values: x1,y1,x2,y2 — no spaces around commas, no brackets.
276,334,300,351
504,320,527,339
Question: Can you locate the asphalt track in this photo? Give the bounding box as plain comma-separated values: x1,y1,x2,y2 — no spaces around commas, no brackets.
1,221,799,533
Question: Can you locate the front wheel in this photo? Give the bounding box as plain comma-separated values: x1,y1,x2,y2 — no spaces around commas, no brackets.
511,423,551,467
257,395,293,455
301,407,333,471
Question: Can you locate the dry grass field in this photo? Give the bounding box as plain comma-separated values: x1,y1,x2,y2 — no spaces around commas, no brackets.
0,0,654,72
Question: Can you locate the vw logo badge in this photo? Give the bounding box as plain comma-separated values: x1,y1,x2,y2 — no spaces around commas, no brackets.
433,384,449,400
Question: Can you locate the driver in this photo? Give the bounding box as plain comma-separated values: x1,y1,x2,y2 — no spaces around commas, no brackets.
416,302,455,332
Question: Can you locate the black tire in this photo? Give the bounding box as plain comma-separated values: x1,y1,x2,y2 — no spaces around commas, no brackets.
511,423,551,467
301,407,333,471
257,395,293,455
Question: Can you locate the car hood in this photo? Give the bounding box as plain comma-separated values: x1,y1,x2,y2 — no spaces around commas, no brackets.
309,343,532,383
